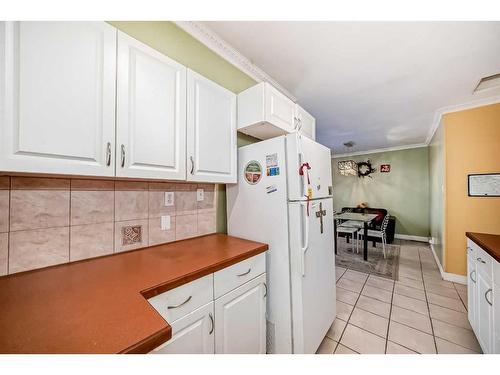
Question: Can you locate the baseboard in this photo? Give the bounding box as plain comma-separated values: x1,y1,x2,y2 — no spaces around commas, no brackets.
429,241,467,285
395,234,430,242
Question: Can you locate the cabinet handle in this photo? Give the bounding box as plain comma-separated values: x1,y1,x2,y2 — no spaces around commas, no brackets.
167,295,192,309
477,257,486,264
106,142,112,166
467,247,473,252
120,144,125,168
209,312,214,335
485,288,493,306
190,156,194,175
470,270,476,283
263,282,268,298
236,268,251,277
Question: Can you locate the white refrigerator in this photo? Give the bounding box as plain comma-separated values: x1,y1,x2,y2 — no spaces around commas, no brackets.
227,133,336,354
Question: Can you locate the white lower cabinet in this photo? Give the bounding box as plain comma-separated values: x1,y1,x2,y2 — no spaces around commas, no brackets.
476,268,493,353
148,253,267,354
467,251,477,332
467,238,498,353
150,302,214,354
214,273,267,354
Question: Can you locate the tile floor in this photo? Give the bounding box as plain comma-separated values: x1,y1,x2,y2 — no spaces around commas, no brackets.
317,240,481,354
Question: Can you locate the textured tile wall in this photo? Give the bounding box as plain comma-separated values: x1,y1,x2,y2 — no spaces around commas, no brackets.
0,176,217,275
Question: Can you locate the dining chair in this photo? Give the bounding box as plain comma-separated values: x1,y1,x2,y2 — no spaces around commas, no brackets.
360,215,390,258
336,219,361,253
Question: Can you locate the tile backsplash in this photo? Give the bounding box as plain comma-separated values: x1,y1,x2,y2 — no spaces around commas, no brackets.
0,176,217,275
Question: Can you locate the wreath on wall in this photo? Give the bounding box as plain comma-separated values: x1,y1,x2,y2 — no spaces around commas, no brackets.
357,160,376,178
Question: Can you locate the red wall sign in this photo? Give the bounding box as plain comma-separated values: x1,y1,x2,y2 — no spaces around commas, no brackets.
380,164,391,173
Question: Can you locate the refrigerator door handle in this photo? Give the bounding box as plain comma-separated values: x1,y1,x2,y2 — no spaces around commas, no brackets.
300,201,309,276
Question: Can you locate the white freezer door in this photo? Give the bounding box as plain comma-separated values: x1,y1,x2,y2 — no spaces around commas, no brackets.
288,198,336,353
286,133,333,201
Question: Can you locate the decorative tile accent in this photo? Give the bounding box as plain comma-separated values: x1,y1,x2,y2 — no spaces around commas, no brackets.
71,179,114,191
11,177,70,190
122,225,142,245
115,181,148,191
9,227,69,274
115,190,148,221
0,190,9,233
70,223,114,262
10,190,70,231
71,191,114,225
175,214,198,240
114,220,148,253
0,233,8,276
149,217,175,246
0,176,10,189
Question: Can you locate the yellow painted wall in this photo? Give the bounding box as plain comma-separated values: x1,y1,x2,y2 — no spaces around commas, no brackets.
443,103,500,275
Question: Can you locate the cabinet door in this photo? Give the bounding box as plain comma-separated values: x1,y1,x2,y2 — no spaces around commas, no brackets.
264,84,296,133
0,21,117,176
215,273,266,354
476,268,493,353
467,254,477,331
186,70,236,183
150,302,215,354
116,31,186,180
296,105,316,140
494,284,500,354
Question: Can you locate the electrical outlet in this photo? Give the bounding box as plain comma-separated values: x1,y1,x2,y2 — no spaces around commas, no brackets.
164,192,174,206
196,188,204,202
161,215,171,230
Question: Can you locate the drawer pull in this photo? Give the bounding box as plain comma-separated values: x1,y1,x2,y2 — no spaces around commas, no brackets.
477,257,486,264
470,270,476,283
209,313,214,334
237,268,251,277
485,289,493,306
121,144,126,168
167,295,192,310
105,142,112,166
263,282,268,298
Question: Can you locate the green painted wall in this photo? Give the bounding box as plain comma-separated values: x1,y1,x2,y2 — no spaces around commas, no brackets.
429,123,445,268
108,21,259,234
332,147,430,237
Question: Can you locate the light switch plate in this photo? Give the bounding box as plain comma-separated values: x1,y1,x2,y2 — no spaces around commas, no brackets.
164,192,174,206
161,215,171,230
196,188,204,202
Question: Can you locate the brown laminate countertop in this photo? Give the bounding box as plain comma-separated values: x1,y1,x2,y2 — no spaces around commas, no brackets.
466,232,500,263
0,234,268,354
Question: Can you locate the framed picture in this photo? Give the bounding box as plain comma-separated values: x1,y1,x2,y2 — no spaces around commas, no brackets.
380,164,391,173
468,173,500,197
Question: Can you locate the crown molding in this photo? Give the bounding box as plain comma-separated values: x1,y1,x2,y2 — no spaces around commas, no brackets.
332,143,428,159
174,21,297,101
425,95,500,144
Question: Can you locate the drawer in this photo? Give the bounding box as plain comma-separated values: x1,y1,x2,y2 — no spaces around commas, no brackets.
148,274,213,323
214,253,266,299
493,258,500,286
466,239,477,259
475,246,493,278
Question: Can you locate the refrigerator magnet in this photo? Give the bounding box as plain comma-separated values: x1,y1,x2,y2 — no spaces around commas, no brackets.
266,185,278,194
244,160,263,185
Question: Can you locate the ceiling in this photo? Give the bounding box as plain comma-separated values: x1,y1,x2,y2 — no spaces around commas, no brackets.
202,22,500,154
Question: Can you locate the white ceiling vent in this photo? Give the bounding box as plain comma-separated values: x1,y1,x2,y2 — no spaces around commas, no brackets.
474,73,500,93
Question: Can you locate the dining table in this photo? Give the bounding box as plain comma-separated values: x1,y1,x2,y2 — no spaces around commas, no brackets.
333,212,378,261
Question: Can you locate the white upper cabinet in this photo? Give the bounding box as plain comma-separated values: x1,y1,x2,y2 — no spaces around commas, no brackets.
296,104,316,140
237,82,316,141
116,31,187,180
186,70,237,183
0,21,117,176
238,82,295,139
